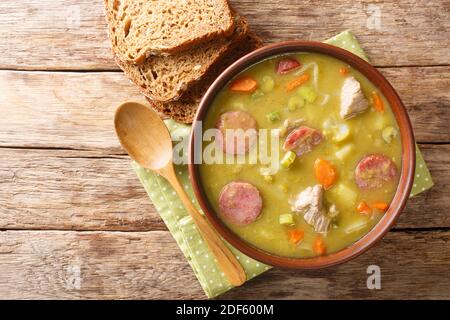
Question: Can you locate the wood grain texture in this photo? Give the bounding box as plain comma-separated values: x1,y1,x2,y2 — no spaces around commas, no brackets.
0,67,448,153
0,0,115,70
0,149,161,231
0,230,204,299
0,71,144,153
380,66,450,143
0,0,448,70
0,0,448,300
232,0,450,67
0,145,448,231
223,230,450,300
0,229,448,299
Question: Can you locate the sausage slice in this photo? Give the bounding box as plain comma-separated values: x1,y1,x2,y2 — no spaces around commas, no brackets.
277,58,301,74
355,154,398,189
218,182,262,226
283,126,324,156
216,110,257,155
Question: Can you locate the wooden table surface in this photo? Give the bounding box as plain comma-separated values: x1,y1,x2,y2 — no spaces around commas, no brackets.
0,0,449,299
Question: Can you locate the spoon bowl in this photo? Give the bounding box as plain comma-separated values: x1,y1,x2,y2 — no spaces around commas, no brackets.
115,101,172,170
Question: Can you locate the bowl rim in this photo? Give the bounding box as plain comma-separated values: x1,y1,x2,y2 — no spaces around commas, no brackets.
188,41,416,269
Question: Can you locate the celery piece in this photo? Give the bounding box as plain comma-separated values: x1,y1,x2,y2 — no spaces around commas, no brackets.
261,76,275,92
345,219,368,234
279,213,295,226
287,96,305,111
373,114,386,130
251,90,264,100
280,151,296,168
266,111,281,123
298,86,318,103
231,100,245,110
382,126,398,143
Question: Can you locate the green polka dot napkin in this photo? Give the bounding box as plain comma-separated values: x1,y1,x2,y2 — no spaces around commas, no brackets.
132,30,433,298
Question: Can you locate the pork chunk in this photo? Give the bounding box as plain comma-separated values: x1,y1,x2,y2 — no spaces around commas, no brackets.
340,77,369,120
291,185,332,233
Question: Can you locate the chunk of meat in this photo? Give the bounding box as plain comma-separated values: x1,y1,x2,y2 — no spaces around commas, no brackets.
277,58,301,74
218,182,263,226
355,154,398,189
291,185,332,233
279,118,305,137
283,126,324,157
340,76,369,119
315,216,331,234
216,111,257,155
291,185,324,212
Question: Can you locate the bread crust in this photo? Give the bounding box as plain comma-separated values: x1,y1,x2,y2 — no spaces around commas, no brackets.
114,15,249,102
104,0,235,64
147,32,264,123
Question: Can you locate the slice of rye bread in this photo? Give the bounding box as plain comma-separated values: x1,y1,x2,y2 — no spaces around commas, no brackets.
147,32,264,124
114,15,249,102
104,0,235,64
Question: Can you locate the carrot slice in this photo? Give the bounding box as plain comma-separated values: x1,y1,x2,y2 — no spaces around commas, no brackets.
313,236,326,255
339,67,349,75
372,202,389,212
357,201,372,215
229,76,258,93
372,91,385,112
286,73,310,92
314,158,337,189
288,229,304,245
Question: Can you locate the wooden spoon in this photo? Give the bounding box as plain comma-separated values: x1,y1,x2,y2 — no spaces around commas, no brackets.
114,101,246,286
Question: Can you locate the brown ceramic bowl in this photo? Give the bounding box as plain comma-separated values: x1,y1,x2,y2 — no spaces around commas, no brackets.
188,41,415,269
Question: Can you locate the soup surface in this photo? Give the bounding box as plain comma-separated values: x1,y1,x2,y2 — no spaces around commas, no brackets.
199,52,402,258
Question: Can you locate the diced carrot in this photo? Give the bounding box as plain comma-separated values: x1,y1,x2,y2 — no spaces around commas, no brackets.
339,67,349,75
372,91,385,112
314,158,337,190
288,229,304,245
229,76,258,93
286,73,310,92
372,202,389,212
313,236,326,256
357,201,372,215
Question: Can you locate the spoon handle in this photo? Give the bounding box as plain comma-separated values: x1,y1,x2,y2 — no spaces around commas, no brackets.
160,164,246,287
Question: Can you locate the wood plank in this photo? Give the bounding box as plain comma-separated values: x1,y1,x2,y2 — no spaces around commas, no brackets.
0,149,161,231
0,0,448,70
398,144,449,229
380,66,450,143
0,67,448,153
0,230,204,299
0,229,448,299
223,230,450,299
0,145,448,231
0,0,115,70
0,71,143,153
